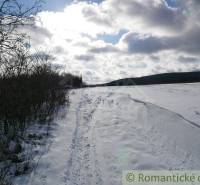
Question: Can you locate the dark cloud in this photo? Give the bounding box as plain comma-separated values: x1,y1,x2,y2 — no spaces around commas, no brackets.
179,0,200,9
150,55,160,61
121,32,179,54
52,46,66,54
121,29,200,55
85,71,93,75
117,64,124,68
20,25,52,39
128,1,182,29
178,56,199,63
103,0,186,33
89,45,119,53
179,26,200,54
82,6,112,27
119,71,127,75
72,41,89,48
75,54,95,61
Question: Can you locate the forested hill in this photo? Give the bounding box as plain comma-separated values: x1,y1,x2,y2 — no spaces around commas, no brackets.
87,71,200,87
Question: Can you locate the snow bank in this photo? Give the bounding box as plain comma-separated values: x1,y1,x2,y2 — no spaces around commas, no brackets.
12,83,200,185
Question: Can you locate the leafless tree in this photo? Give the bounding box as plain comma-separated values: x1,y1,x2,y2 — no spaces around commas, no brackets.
0,1,83,183
0,0,44,59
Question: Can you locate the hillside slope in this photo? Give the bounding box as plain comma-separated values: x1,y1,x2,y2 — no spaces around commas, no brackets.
87,71,200,87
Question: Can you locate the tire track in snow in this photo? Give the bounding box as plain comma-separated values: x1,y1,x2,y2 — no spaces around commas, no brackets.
65,90,197,184
81,94,104,185
64,91,104,185
64,89,84,184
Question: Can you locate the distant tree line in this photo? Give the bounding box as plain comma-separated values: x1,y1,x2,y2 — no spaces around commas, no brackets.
59,73,83,88
88,71,200,87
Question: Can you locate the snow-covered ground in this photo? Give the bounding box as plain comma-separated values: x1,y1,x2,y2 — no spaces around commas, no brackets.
13,83,200,185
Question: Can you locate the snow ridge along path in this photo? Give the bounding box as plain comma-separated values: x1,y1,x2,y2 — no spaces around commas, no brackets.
12,84,200,185
63,87,200,185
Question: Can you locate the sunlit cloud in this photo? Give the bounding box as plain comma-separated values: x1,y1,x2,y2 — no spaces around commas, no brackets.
21,0,200,84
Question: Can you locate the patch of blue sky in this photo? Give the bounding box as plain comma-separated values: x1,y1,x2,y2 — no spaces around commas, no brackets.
79,0,103,4
81,0,180,7
96,30,128,44
165,0,180,8
17,0,73,12
17,0,180,12
81,30,127,44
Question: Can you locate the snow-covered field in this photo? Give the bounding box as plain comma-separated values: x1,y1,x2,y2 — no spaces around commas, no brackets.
13,83,200,185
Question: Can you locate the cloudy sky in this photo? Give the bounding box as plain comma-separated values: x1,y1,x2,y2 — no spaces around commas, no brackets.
18,0,200,84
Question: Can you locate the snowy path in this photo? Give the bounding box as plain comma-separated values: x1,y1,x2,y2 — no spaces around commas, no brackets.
63,88,200,185
13,85,200,185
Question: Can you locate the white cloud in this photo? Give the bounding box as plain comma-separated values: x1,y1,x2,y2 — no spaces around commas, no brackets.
21,0,200,84
36,2,119,38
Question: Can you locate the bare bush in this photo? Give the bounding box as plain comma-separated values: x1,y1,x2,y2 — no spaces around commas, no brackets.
0,0,85,183
0,41,71,181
